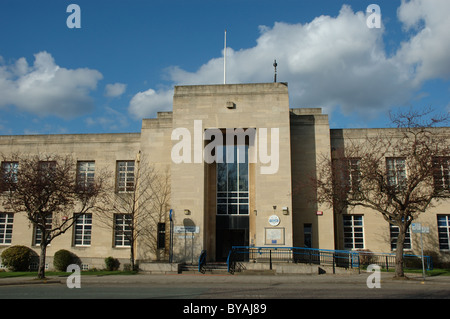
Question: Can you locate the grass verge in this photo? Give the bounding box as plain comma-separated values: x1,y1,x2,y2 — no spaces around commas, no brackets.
0,270,138,278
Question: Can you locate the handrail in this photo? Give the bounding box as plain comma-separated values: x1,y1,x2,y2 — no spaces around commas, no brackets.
226,246,433,273
226,249,234,273
198,249,207,273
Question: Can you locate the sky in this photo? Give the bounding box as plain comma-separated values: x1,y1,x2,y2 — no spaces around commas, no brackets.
0,0,449,135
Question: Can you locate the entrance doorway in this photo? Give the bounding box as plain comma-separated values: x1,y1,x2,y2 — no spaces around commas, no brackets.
216,229,248,261
216,215,249,261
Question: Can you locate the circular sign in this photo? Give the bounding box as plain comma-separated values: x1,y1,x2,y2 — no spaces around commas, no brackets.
268,215,280,226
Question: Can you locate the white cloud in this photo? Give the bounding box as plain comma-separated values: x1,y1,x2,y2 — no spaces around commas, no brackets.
0,51,102,118
104,82,126,98
128,1,450,120
128,88,173,119
396,0,450,85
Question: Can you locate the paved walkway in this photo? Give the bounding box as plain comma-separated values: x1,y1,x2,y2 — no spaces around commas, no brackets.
1,271,449,286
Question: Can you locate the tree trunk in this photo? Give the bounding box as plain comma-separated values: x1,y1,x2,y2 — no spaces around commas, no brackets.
130,239,135,271
130,251,135,271
38,243,47,279
394,226,406,278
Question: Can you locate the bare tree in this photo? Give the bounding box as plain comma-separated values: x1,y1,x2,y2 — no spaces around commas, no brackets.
96,153,171,270
314,108,449,278
138,167,171,262
0,154,106,279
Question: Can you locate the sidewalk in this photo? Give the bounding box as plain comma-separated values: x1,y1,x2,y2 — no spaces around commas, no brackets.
1,271,449,287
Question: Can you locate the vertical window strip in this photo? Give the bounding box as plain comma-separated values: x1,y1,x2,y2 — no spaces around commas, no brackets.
389,222,412,250
343,215,364,249
1,162,19,191
117,161,135,193
348,158,361,192
74,213,92,246
77,161,95,188
114,214,132,247
34,214,53,246
437,215,450,250
157,222,166,249
433,157,450,192
386,157,407,189
216,145,249,215
0,213,14,245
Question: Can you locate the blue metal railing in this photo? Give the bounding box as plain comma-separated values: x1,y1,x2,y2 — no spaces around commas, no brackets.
198,249,207,273
226,246,433,273
357,251,433,272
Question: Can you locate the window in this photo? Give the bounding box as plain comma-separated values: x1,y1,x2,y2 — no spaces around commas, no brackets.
0,213,13,245
389,222,411,250
347,158,361,193
386,157,407,190
217,145,249,215
343,215,364,249
34,214,52,246
117,161,135,193
114,214,132,247
332,158,361,196
1,162,18,192
157,222,166,249
77,161,95,189
74,213,92,246
304,224,312,248
38,161,56,177
437,215,450,250
433,157,450,193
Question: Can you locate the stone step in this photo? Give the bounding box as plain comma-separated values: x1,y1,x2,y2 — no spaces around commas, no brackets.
179,264,199,272
180,262,229,274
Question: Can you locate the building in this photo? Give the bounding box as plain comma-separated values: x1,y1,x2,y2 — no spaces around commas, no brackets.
0,82,449,270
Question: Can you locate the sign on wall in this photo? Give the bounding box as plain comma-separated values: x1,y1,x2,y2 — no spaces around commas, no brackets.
268,215,280,226
174,226,200,233
265,227,285,245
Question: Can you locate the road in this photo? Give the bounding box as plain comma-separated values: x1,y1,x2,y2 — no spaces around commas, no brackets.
1,272,449,299
1,273,448,317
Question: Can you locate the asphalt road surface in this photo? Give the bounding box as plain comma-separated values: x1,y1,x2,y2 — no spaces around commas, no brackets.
1,272,449,299
1,273,448,317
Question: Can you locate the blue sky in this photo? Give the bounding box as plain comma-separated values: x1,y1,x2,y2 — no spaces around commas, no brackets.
0,0,448,135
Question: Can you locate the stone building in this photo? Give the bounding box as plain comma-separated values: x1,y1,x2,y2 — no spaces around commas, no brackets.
0,82,449,270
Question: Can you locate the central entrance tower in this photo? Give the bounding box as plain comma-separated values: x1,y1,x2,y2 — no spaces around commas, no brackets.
170,83,293,262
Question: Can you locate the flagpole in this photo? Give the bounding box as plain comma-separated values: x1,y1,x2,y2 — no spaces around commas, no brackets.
224,29,227,84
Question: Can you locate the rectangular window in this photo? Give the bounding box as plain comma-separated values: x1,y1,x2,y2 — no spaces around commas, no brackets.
34,214,52,246
77,161,95,189
217,145,249,215
343,215,364,249
117,161,135,193
39,161,56,175
304,223,312,248
332,158,361,197
347,158,361,193
389,222,411,250
386,157,407,190
74,213,92,246
114,214,132,247
0,213,14,245
433,157,450,193
157,222,166,249
437,215,450,250
1,162,18,192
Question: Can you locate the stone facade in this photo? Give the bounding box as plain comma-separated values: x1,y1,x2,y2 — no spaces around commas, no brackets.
0,82,449,270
